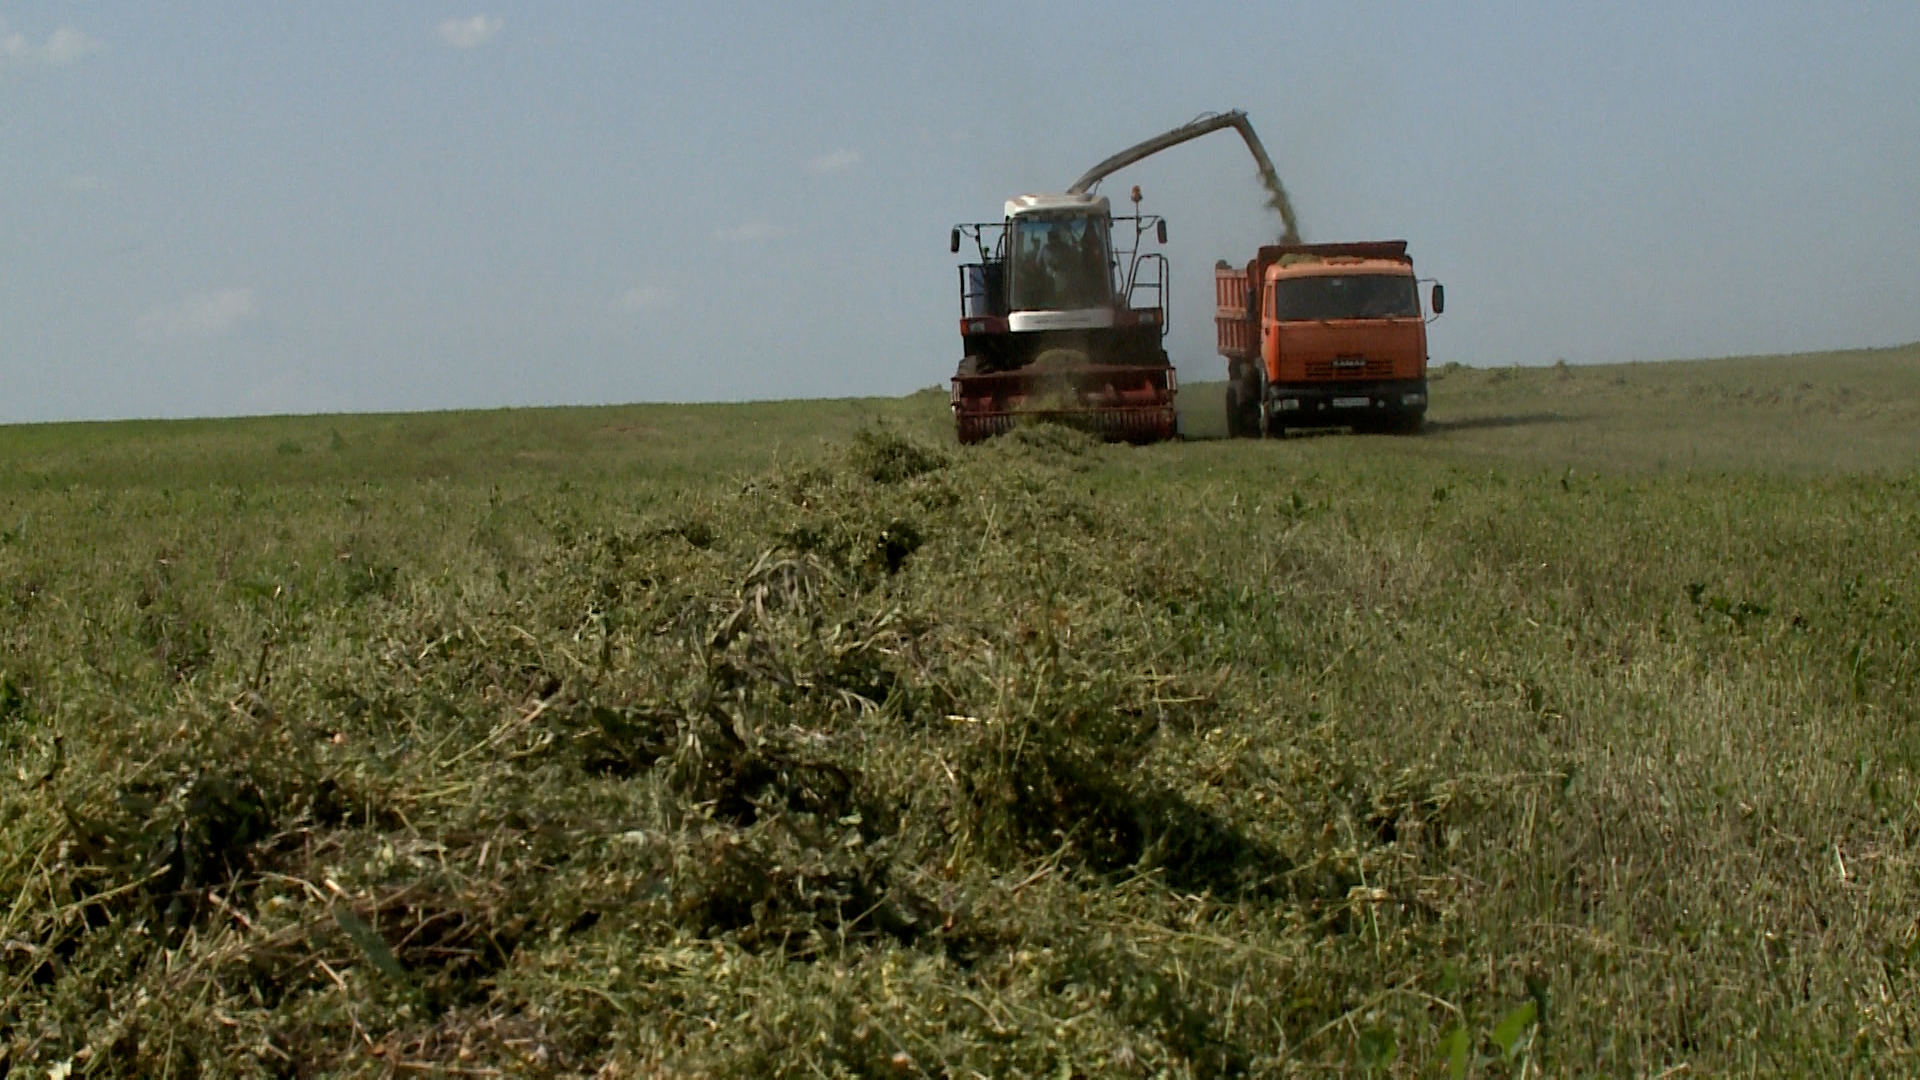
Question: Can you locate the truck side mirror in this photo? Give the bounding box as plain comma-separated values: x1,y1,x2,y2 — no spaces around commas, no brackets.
950,228,961,254
1156,220,1168,244
1430,283,1445,315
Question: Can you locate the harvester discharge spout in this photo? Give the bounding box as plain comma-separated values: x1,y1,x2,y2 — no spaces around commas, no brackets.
1067,109,1299,245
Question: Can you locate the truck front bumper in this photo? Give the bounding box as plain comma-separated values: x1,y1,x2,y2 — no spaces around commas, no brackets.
1267,378,1428,426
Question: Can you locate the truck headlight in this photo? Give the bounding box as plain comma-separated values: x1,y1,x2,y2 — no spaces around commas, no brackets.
1276,398,1301,412
1402,393,1426,406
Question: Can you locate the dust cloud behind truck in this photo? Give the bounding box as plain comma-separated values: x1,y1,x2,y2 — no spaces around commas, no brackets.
1215,242,1444,437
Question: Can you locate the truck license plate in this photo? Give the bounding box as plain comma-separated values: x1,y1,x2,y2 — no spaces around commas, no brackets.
1332,396,1369,409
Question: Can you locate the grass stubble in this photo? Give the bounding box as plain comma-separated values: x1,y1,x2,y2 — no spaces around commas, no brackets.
0,347,1916,1075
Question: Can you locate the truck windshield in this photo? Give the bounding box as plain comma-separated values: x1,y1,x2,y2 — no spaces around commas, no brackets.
1009,215,1112,312
1272,275,1418,320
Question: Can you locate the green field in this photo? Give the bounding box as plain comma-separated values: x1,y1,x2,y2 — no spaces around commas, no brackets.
2,345,1917,1075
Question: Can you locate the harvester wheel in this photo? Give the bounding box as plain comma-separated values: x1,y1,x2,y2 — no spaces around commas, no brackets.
1225,384,1245,437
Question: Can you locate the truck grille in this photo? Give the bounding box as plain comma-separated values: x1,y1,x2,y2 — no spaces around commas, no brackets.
1304,357,1393,380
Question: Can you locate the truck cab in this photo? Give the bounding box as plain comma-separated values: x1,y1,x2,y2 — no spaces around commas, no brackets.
1216,241,1442,436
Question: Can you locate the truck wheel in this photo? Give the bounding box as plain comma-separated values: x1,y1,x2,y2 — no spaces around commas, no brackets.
1228,374,1261,438
1256,373,1281,439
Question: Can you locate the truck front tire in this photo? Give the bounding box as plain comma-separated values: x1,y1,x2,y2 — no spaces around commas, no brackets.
1257,373,1282,439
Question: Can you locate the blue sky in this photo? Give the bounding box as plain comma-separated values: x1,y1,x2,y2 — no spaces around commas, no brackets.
4,2,1918,422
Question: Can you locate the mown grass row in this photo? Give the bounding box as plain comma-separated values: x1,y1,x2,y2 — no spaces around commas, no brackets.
0,359,1916,1074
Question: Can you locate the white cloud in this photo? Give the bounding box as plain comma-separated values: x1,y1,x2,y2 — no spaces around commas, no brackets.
805,149,861,175
136,288,257,344
437,15,502,49
717,221,780,244
613,284,676,313
0,20,104,67
42,26,104,65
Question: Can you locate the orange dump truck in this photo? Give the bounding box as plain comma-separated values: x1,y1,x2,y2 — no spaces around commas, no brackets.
1215,241,1443,437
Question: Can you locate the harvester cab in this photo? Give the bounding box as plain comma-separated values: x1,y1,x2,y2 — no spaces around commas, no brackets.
947,189,1176,444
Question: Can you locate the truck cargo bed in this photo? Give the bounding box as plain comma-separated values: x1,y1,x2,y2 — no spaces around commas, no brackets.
1214,265,1256,361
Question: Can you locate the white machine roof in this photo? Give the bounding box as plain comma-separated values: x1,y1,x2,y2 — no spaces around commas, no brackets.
1004,192,1111,219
